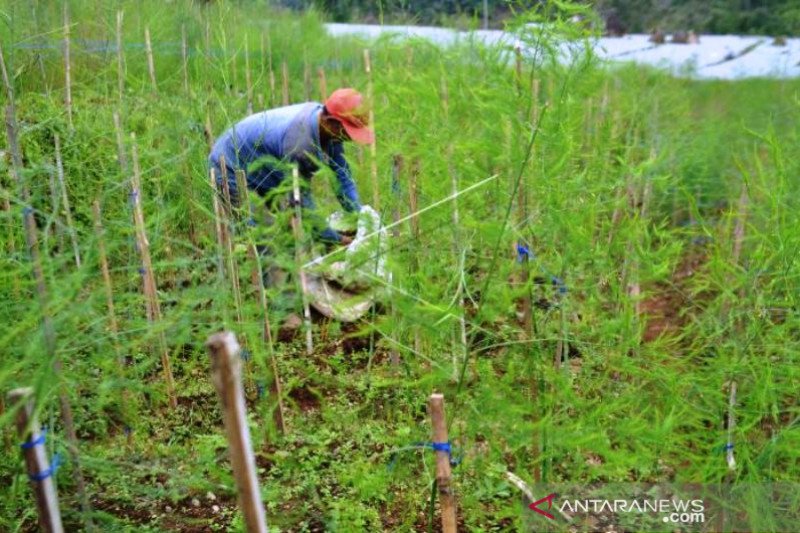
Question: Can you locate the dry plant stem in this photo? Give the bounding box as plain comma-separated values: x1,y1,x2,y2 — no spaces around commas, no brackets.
291,167,314,355
281,61,289,106
245,39,253,114
63,5,73,130
6,104,92,528
429,394,457,533
116,11,125,101
8,388,64,533
53,134,81,267
181,25,189,94
130,135,177,408
46,165,64,253
317,67,327,101
363,49,380,209
207,333,269,533
145,27,157,92
266,33,276,106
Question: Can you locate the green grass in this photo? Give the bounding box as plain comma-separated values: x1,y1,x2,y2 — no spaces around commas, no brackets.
1,0,799,531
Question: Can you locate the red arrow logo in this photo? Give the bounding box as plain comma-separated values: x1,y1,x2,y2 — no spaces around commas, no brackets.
529,493,557,520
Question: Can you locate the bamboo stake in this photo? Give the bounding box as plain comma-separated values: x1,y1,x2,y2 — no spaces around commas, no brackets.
281,60,289,106
130,134,177,408
145,27,157,92
290,166,313,355
303,50,311,101
181,24,189,95
219,159,244,324
317,66,327,101
6,104,93,528
0,43,14,107
266,33,275,107
726,381,737,471
92,200,124,365
63,4,73,130
245,39,253,115
8,388,64,533
53,134,81,267
363,49,379,209
116,11,125,101
429,394,457,533
207,332,269,533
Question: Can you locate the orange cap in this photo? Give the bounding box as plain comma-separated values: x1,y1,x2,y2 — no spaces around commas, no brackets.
324,88,375,145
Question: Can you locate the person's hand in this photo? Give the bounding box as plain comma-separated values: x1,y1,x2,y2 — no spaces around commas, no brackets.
340,234,354,246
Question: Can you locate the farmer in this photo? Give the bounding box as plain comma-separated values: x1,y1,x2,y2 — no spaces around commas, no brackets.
208,87,374,246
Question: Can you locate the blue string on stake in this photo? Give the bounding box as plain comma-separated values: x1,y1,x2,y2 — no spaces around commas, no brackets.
28,453,61,483
723,443,734,452
256,380,266,400
240,349,251,362
387,441,462,471
516,243,532,263
138,268,146,275
20,429,47,450
22,206,34,217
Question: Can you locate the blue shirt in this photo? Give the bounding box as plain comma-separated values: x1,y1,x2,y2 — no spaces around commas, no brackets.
209,102,361,242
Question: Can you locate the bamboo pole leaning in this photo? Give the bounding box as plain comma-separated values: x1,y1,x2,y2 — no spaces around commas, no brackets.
5,103,93,529
8,388,65,533
130,134,178,408
207,332,269,533
245,38,254,114
181,24,190,95
281,61,289,106
429,393,457,533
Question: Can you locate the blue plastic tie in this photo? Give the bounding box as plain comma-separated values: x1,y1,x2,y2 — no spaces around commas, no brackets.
138,267,146,275
724,443,734,451
240,349,251,362
516,244,532,263
129,190,139,203
20,430,46,450
28,453,61,482
430,442,451,453
22,206,34,216
551,276,568,295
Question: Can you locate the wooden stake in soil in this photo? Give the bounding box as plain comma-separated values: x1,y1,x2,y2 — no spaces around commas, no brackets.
130,134,177,408
53,134,81,267
145,27,157,92
428,393,457,533
363,49,380,209
8,388,65,533
290,166,314,355
116,11,125,101
206,332,269,533
388,154,403,367
63,4,73,130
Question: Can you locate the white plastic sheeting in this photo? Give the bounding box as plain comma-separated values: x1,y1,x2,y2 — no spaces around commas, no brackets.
326,23,800,80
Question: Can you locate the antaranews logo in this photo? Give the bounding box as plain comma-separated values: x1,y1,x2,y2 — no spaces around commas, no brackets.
529,492,705,525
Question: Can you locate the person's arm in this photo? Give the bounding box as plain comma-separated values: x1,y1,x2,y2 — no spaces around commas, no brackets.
328,141,361,213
